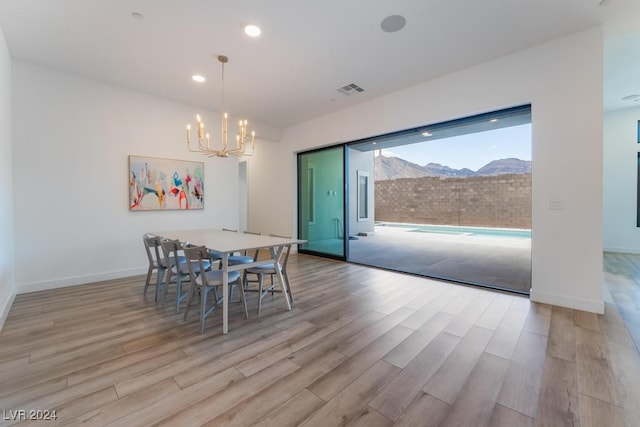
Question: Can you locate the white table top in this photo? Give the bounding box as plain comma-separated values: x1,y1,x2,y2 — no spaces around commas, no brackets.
152,229,304,253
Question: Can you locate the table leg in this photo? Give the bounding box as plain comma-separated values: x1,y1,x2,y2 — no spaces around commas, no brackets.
270,245,291,311
222,252,229,334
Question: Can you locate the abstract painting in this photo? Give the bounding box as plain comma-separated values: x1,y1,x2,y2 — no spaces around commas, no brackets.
129,155,204,210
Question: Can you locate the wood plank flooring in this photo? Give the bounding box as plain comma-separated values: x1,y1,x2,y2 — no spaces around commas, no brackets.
0,252,639,426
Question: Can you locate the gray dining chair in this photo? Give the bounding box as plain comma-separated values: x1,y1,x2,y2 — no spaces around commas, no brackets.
183,245,249,334
160,238,211,314
244,234,293,314
143,233,185,303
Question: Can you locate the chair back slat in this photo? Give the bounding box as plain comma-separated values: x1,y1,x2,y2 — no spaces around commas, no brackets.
143,234,163,266
160,238,184,269
183,245,210,286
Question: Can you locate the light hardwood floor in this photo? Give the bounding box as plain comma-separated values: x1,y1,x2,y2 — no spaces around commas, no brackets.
0,253,639,426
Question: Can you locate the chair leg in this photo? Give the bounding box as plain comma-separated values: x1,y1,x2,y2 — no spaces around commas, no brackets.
257,273,264,315
157,268,166,298
270,274,275,295
229,282,235,302
243,271,248,291
161,268,173,305
183,283,196,321
200,283,208,334
144,266,154,296
237,278,248,319
175,276,183,314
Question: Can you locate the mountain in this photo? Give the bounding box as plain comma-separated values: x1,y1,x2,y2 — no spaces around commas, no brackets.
375,155,530,180
375,155,430,180
475,158,531,175
423,163,476,177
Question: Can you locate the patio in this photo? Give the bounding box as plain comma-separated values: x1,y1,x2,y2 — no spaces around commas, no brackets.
348,224,532,294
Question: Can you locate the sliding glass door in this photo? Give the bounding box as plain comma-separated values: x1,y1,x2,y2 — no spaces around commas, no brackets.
297,106,531,295
298,146,346,259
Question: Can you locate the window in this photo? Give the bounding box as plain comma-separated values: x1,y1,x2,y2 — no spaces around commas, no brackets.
357,170,369,221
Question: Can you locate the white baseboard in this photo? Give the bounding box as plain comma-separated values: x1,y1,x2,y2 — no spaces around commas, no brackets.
0,285,17,332
603,246,640,255
530,289,604,314
17,267,147,294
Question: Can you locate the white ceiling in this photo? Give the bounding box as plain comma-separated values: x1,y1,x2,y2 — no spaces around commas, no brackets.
1,0,639,130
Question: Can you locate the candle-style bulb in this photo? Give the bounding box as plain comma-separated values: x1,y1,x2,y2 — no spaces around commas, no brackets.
198,120,204,139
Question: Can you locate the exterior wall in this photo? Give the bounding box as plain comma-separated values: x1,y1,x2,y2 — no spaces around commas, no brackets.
376,174,531,228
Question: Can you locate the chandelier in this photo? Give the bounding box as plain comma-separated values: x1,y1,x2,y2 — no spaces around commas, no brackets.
186,55,255,157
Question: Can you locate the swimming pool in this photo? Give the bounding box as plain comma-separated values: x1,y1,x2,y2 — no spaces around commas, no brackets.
376,222,531,239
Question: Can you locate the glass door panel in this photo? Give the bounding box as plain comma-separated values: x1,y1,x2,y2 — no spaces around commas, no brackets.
298,147,345,258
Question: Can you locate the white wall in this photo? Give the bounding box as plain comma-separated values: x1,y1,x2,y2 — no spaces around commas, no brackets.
251,28,605,313
245,138,295,237
11,61,252,293
604,107,640,253
0,26,15,329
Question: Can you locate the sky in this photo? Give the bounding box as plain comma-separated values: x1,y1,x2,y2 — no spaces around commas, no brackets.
379,123,532,171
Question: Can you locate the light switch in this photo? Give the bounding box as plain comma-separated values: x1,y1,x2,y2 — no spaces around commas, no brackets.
550,200,564,210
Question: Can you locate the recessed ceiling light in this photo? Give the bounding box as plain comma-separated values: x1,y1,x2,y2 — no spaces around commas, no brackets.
380,15,406,33
244,24,261,37
422,131,432,137
192,75,205,83
131,12,144,20
490,118,499,123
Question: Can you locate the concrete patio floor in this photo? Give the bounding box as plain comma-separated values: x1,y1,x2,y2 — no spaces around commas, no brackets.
347,224,532,294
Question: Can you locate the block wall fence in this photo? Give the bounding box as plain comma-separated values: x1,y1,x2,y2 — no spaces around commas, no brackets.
374,173,531,229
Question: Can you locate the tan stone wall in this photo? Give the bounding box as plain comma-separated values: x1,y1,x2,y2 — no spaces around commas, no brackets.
374,173,531,229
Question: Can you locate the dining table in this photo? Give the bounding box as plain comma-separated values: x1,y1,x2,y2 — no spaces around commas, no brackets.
153,228,304,334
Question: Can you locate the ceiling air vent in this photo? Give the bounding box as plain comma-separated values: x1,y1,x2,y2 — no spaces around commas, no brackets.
337,83,365,96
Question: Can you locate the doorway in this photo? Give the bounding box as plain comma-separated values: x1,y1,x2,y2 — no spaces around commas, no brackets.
297,105,532,294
